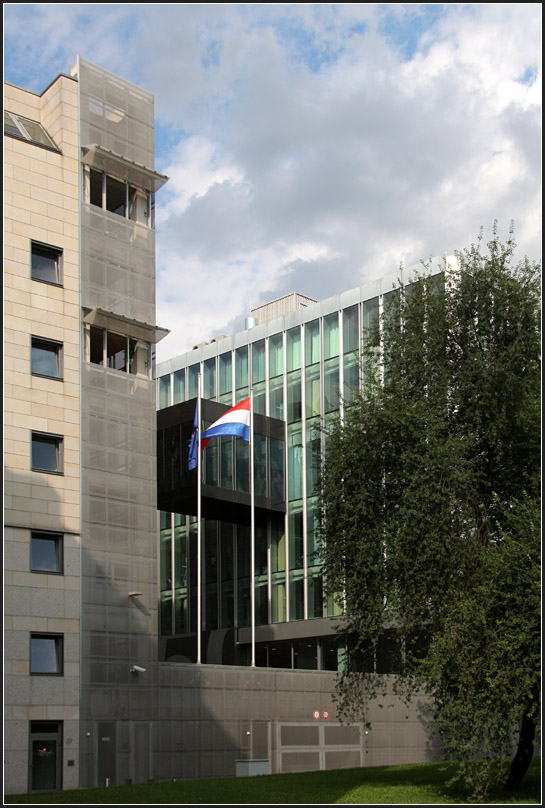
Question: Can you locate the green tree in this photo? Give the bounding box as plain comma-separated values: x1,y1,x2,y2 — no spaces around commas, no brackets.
319,227,540,799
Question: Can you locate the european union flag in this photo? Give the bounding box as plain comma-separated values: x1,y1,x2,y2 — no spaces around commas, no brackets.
187,401,199,470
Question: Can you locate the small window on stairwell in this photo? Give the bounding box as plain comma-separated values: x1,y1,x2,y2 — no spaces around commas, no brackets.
85,167,151,226
86,325,150,378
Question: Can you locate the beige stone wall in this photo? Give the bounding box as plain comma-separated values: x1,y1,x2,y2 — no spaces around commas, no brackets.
4,74,81,794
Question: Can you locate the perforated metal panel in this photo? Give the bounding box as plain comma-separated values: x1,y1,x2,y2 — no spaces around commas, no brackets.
275,722,363,773
78,58,154,168
81,202,155,323
78,58,160,787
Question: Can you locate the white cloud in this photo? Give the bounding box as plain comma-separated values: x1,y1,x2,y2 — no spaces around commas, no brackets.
157,136,244,221
4,3,541,362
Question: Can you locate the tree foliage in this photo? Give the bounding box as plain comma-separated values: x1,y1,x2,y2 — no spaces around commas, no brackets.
319,227,541,799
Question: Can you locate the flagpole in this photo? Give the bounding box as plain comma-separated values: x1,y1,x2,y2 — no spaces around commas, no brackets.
250,387,255,668
197,374,202,665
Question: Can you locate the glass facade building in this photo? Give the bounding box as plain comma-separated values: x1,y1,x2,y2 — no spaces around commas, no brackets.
156,259,446,670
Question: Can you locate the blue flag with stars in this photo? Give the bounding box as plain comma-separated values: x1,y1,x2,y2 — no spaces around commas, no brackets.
187,401,199,470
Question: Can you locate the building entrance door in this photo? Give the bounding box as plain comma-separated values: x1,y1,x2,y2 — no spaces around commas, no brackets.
29,721,63,792
97,721,117,787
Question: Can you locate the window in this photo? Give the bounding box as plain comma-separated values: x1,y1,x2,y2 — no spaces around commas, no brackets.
203,357,216,399
107,330,129,370
4,111,58,151
31,337,63,379
173,368,185,404
86,326,151,377
86,168,151,225
31,242,62,286
158,374,171,409
31,532,63,574
31,432,63,474
30,634,63,675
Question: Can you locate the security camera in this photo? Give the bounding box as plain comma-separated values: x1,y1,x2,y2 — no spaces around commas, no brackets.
130,665,146,673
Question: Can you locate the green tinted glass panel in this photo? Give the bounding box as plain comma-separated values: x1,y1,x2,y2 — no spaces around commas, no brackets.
269,333,283,377
323,312,339,359
203,357,216,399
235,346,248,395
288,501,304,571
288,425,303,501
252,340,265,383
173,369,185,403
306,418,321,496
287,370,301,423
219,352,232,395
159,375,170,408
362,297,379,347
305,320,320,366
305,363,320,418
188,364,199,398
287,327,301,371
343,304,359,353
343,352,359,403
324,356,339,413
253,380,266,415
269,375,284,420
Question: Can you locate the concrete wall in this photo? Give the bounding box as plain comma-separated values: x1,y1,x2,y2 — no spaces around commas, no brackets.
153,664,440,782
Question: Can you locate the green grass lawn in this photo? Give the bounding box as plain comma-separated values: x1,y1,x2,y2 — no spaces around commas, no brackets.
5,759,541,804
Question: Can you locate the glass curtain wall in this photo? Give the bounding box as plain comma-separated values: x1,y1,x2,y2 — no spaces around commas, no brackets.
157,298,384,645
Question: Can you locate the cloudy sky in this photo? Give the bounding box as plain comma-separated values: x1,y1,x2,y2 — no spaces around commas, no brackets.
4,3,541,361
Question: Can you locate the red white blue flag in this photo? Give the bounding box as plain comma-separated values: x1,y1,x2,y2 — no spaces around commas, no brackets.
201,398,251,448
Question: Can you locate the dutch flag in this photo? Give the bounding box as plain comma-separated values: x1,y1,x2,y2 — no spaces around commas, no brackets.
188,397,251,470
201,398,251,447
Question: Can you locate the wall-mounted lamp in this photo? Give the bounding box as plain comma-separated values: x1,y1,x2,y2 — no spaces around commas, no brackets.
128,592,142,598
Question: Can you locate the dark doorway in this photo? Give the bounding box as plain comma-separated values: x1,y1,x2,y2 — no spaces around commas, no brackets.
97,721,117,787
29,721,62,793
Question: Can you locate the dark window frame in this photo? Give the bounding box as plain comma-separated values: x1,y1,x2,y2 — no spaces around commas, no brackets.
31,241,63,287
30,531,64,575
30,633,64,676
31,336,63,380
31,432,64,475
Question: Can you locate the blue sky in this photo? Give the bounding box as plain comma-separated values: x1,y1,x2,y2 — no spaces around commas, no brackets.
4,3,542,360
